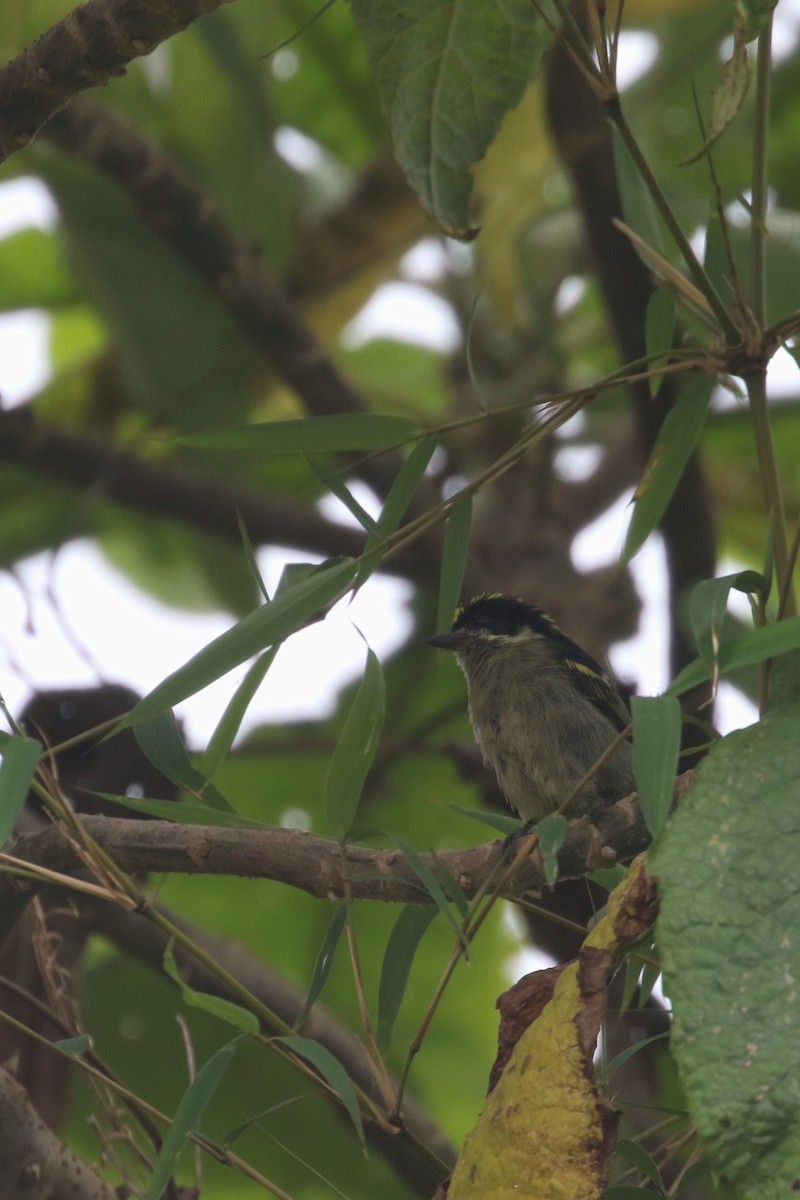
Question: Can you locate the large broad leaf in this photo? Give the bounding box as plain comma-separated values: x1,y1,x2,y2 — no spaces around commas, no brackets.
655,696,800,1197
349,0,553,234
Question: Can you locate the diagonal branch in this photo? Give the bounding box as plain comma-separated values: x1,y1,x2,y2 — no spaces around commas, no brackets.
40,98,442,509
0,0,235,165
42,98,374,425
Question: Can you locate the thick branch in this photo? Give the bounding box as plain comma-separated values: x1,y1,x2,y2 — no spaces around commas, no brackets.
0,1067,116,1200
4,793,654,915
0,0,234,165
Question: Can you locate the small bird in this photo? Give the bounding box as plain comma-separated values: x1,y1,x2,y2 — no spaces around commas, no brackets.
426,594,634,823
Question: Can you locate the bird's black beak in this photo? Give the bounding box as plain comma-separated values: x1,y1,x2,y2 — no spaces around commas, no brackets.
424,631,462,651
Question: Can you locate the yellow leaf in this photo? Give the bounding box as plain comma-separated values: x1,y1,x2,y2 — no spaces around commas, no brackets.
448,856,655,1200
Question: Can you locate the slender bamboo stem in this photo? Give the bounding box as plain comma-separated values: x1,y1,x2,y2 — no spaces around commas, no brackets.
751,14,773,328
746,367,796,619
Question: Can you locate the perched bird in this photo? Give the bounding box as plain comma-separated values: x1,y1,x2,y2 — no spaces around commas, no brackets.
426,594,634,823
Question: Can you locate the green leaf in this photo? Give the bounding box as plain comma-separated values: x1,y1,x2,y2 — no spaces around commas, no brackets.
88,792,265,827
125,558,356,726
670,616,800,697
437,492,472,635
443,802,519,835
622,375,713,565
134,710,233,811
654,696,800,1197
0,735,41,847
631,695,682,838
615,1139,667,1194
675,1160,712,1192
163,942,259,1033
324,645,385,837
179,413,415,453
644,290,676,397
349,0,553,233
612,126,665,258
295,902,347,1030
603,1032,671,1085
372,437,437,541
54,1034,92,1055
680,12,752,165
0,227,74,312
273,1035,364,1145
536,813,568,886
305,454,380,535
602,1186,663,1199
377,905,438,1051
392,835,467,942
144,1037,245,1200
687,572,766,671
200,649,278,780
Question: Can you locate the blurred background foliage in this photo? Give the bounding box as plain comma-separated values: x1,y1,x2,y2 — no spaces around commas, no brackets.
1,0,800,1196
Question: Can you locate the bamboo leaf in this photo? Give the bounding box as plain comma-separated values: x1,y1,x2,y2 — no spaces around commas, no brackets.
324,645,385,837
144,1037,245,1200
377,905,438,1051
134,710,233,810
125,558,356,726
437,492,473,633
670,616,800,696
273,1035,364,1145
622,375,713,564
179,413,415,453
163,942,259,1033
631,695,682,838
536,813,568,886
0,735,41,847
305,454,379,535
295,903,347,1030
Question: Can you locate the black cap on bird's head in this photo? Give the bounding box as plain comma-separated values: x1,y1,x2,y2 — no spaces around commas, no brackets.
425,594,560,652
426,593,631,734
